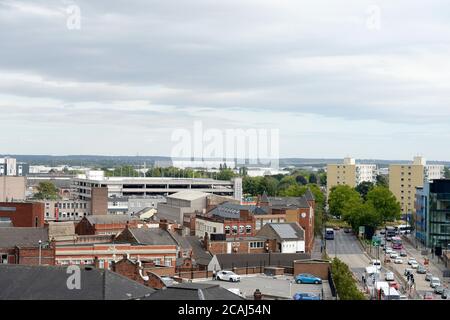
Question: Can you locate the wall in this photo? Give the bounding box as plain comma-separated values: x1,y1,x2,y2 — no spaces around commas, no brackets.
91,187,108,215
281,240,305,253
0,176,26,202
389,163,424,215
0,202,44,227
326,163,356,198
293,260,330,280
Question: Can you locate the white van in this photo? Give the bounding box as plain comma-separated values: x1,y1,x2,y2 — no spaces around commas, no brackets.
372,259,382,270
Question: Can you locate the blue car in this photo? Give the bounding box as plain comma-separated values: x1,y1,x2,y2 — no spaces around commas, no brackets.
293,292,321,300
295,273,322,284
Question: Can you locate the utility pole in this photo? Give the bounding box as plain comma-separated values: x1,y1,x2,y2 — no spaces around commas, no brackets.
38,240,42,265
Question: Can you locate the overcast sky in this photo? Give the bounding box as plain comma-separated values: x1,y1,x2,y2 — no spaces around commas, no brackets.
1,0,450,161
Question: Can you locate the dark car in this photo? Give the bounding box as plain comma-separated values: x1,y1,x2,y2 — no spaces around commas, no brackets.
399,251,407,257
344,228,350,233
434,286,444,295
416,265,427,274
441,289,450,299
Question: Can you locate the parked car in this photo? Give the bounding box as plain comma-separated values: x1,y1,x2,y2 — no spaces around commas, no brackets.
430,277,441,288
434,286,444,295
344,228,350,233
410,261,419,269
333,226,340,231
416,265,426,274
399,251,407,257
441,289,450,299
215,270,240,282
293,292,321,300
407,258,417,265
390,252,399,259
380,230,386,235
425,273,433,281
385,272,395,281
295,273,322,284
385,248,393,255
394,258,403,264
424,292,434,300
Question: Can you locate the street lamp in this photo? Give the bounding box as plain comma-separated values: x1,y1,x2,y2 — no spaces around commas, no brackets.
38,240,42,265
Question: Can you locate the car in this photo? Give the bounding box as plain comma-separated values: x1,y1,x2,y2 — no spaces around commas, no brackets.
416,265,426,274
385,272,395,281
394,258,403,264
344,228,350,233
293,292,321,300
399,295,408,300
380,230,386,235
390,252,399,259
215,270,240,282
399,251,407,257
425,273,433,281
295,273,322,284
430,277,441,288
434,286,444,295
424,292,434,300
410,261,419,269
407,258,417,265
441,289,450,299
404,268,413,276
389,281,400,290
372,259,382,270
333,226,340,231
386,236,392,242
385,248,393,255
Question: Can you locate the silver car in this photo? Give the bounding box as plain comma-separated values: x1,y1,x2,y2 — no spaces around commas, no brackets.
430,277,441,288
434,286,444,295
425,273,433,281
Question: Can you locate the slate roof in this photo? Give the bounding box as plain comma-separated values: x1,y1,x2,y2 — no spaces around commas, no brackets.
0,227,49,247
140,283,244,300
267,196,310,209
304,189,315,202
185,236,212,266
170,231,192,251
86,215,139,225
127,228,178,246
208,202,257,219
0,264,155,300
213,252,310,269
264,223,305,241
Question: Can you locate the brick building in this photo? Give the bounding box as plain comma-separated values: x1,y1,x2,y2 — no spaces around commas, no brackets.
0,202,44,227
203,233,275,255
0,227,55,265
75,215,139,235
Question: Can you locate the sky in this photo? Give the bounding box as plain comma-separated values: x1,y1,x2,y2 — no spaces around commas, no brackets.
1,0,450,161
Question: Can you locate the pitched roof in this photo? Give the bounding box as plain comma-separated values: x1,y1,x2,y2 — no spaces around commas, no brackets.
0,265,155,300
0,227,48,247
86,215,139,225
127,228,177,246
208,202,257,219
185,236,212,266
140,283,244,300
267,196,310,209
47,221,76,240
304,189,315,201
260,191,269,203
213,252,310,269
169,231,192,251
265,223,305,241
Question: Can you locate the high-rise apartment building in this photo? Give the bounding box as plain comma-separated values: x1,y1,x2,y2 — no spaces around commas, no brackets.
326,157,377,197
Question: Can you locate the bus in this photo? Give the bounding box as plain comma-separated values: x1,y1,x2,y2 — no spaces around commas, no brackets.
385,226,397,240
397,224,412,235
325,228,335,240
381,286,400,300
391,236,403,250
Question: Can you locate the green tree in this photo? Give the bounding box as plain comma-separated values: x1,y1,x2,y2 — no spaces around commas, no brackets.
328,185,362,219
331,258,366,300
308,173,318,184
444,166,450,179
259,176,279,196
277,176,297,193
355,181,374,200
216,168,235,181
366,186,401,224
376,174,389,188
34,182,60,200
295,175,308,185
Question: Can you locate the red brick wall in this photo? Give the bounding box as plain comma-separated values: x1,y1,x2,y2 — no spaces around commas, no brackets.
223,217,256,239
207,240,266,255
91,187,108,215
75,217,95,235
293,261,330,280
0,202,44,227
16,246,55,265
112,259,146,285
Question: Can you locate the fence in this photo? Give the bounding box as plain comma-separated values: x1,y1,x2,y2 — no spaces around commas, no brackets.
327,269,337,298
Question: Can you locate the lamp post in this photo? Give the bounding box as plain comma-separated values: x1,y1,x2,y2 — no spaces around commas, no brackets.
38,240,42,265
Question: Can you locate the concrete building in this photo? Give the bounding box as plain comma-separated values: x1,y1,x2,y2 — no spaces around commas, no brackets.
157,190,210,224
389,156,426,216
0,157,29,177
40,199,90,221
425,164,445,181
326,157,377,197
415,179,450,248
0,176,26,202
256,222,306,253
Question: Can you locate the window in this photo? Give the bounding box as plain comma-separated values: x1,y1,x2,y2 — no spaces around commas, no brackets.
239,225,245,234
225,226,230,235
154,258,161,265
164,258,171,267
1,254,7,264
246,225,252,234
232,226,238,234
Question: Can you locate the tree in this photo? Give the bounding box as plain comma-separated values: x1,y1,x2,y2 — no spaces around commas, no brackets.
331,258,366,300
259,176,279,196
295,175,308,185
308,173,318,184
366,186,401,224
376,174,389,188
355,181,374,200
243,176,261,196
34,182,60,200
445,166,450,179
277,176,297,193
216,168,235,181
328,185,362,219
